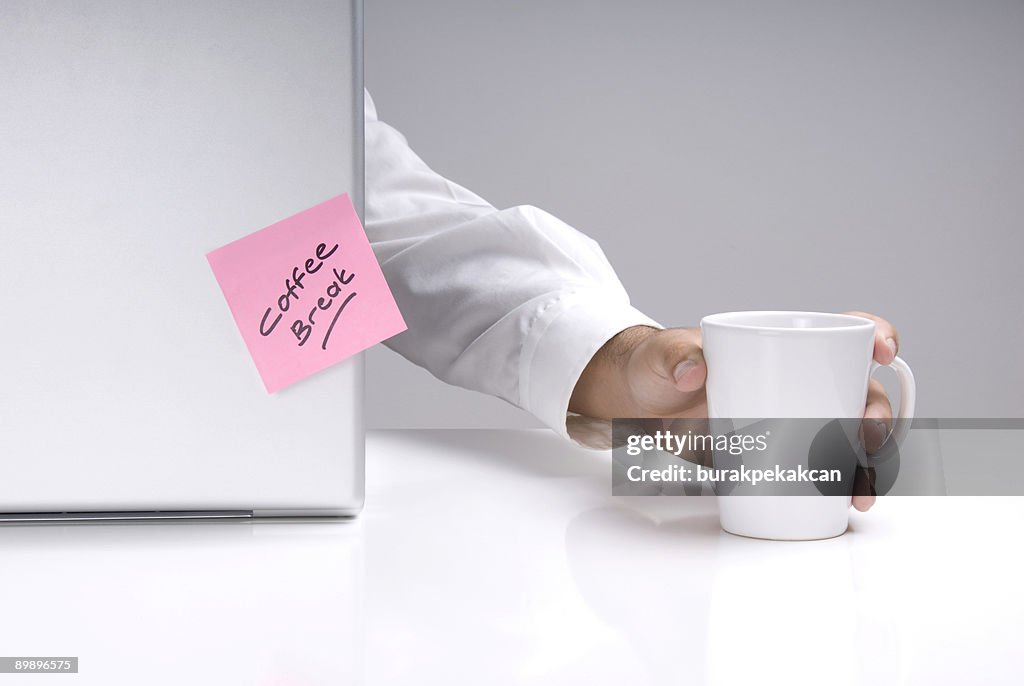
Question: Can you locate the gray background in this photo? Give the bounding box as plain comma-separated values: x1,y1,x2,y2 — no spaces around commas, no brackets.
366,0,1024,428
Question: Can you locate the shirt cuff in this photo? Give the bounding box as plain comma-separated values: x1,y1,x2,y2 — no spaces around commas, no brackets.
518,290,661,442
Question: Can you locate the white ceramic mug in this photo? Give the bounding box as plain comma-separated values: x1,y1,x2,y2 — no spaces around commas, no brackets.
700,311,916,540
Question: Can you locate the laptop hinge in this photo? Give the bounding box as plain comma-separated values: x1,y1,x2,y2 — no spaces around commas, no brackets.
0,510,254,522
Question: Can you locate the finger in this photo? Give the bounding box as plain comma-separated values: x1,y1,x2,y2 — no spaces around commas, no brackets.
846,311,899,365
861,378,893,453
643,328,707,393
852,467,877,511
666,417,713,465
852,493,876,511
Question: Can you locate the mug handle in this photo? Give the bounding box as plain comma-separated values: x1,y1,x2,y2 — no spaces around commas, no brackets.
869,355,916,449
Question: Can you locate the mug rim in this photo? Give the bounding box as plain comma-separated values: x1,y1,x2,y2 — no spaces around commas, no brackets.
700,310,875,333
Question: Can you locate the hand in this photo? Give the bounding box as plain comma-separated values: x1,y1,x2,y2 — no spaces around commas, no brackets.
569,312,901,512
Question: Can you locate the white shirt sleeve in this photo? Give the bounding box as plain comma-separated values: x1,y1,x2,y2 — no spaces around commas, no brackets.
365,90,660,440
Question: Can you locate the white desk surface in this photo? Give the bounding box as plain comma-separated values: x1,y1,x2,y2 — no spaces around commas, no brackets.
2,429,1021,685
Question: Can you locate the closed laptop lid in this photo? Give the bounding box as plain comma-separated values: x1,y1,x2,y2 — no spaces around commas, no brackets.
0,0,364,515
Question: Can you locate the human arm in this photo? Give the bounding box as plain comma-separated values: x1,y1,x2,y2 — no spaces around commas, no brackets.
364,90,658,438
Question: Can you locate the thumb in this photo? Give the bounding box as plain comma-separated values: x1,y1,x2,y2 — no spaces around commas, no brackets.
639,328,707,393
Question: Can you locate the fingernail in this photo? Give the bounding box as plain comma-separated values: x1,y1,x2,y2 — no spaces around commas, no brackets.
864,419,888,450
673,360,697,382
885,337,897,359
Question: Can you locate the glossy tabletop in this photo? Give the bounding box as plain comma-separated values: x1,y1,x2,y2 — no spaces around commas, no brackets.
1,430,1021,684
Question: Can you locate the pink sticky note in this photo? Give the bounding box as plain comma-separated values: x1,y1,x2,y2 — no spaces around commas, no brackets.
206,194,406,393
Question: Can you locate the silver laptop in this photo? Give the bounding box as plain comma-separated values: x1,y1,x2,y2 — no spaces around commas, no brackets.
0,1,365,519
